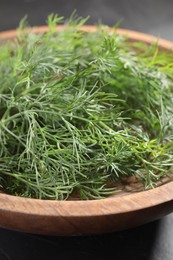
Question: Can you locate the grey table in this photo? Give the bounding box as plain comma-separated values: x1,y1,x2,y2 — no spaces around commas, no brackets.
0,1,173,259
0,217,172,260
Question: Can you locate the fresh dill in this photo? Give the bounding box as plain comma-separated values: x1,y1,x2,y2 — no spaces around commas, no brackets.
0,14,173,200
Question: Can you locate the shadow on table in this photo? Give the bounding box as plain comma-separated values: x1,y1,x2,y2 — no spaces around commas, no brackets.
0,218,163,260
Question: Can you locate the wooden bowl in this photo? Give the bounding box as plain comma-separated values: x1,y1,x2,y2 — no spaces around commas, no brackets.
0,26,173,236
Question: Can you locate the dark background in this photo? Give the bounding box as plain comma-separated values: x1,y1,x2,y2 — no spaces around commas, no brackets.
0,0,173,41
0,1,173,259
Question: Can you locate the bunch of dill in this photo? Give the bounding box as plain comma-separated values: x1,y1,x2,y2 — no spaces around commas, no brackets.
0,14,173,200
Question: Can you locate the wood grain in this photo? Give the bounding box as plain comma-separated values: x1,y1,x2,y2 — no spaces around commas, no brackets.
0,182,173,235
0,26,173,236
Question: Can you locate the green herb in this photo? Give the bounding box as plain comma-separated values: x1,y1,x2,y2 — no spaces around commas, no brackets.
0,14,173,200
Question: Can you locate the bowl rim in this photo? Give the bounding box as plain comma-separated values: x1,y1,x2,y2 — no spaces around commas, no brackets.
0,181,173,217
0,25,173,51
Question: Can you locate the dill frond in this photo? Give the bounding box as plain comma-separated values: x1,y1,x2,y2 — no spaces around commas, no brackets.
0,14,173,200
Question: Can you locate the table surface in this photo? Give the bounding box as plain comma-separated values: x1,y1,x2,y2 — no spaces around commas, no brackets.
0,214,173,260
0,1,173,259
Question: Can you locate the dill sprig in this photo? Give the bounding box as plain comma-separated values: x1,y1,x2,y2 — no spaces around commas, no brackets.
0,14,173,200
